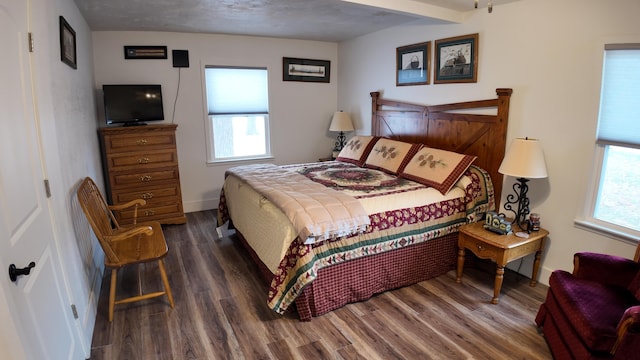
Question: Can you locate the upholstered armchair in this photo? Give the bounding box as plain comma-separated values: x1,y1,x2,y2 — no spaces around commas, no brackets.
535,244,640,359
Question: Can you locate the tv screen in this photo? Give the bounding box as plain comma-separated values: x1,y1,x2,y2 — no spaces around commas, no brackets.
103,84,164,125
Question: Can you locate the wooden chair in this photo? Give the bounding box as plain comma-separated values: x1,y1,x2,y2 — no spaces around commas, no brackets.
76,177,174,322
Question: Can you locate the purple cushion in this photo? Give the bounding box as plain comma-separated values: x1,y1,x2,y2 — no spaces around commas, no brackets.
628,271,640,301
575,252,640,289
550,270,639,352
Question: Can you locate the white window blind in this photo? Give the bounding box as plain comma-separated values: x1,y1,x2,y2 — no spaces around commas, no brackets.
205,67,268,114
203,66,271,162
596,45,640,149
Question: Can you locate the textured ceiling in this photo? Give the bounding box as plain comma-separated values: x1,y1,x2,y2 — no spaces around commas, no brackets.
75,0,520,42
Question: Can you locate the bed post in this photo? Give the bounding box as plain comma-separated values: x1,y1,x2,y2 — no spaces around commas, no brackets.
370,91,380,136
492,88,513,207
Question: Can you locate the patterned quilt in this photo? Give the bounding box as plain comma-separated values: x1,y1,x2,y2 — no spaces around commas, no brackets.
225,163,370,242
218,162,494,314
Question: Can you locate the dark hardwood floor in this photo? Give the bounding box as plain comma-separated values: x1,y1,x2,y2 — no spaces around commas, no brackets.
90,210,552,359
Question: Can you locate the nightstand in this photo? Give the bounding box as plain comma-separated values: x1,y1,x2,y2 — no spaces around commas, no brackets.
456,221,548,304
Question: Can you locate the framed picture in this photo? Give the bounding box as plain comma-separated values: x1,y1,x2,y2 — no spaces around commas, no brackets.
59,16,77,69
396,42,431,86
434,33,479,84
283,57,330,83
124,46,168,59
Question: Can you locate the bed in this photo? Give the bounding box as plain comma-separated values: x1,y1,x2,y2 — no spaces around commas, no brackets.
217,88,513,321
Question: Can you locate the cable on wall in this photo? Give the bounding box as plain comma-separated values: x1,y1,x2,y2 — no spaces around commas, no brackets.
172,67,181,124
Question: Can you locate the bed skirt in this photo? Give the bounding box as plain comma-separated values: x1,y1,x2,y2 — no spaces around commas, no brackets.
234,229,459,321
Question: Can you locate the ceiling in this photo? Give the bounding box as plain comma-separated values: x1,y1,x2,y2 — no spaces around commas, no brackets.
75,0,521,42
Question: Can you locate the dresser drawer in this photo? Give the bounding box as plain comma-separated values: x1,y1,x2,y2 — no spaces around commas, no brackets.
459,236,500,260
106,149,178,172
112,184,181,205
110,168,180,189
102,131,176,153
115,202,184,224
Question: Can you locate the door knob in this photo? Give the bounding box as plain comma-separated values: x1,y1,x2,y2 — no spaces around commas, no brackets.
8,262,35,282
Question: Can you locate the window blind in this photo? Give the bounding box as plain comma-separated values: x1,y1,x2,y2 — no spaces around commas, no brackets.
205,67,269,114
596,45,640,148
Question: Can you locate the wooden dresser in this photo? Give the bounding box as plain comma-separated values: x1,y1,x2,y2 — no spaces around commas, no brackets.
99,124,186,225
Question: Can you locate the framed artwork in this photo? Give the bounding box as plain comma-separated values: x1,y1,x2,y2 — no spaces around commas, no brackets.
283,57,330,83
124,46,168,59
59,16,77,69
434,33,479,84
396,42,431,86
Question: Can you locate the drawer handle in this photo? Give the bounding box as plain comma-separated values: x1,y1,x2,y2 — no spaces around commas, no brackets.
476,244,485,251
139,175,152,182
138,157,150,164
141,192,154,200
136,139,148,145
144,210,155,216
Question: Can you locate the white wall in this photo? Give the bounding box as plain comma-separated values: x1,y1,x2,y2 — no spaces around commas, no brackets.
338,0,640,284
91,32,339,212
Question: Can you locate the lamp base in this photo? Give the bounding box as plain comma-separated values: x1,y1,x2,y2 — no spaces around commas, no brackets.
503,177,530,229
332,132,347,158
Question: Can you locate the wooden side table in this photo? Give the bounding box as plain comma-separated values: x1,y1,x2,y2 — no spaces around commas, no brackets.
456,221,548,304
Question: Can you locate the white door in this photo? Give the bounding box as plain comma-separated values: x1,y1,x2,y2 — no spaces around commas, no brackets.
0,0,81,359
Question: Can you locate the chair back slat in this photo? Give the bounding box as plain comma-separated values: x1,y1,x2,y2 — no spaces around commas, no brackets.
77,177,120,263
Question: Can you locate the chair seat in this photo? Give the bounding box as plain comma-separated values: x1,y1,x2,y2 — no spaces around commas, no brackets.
550,270,639,352
105,221,168,268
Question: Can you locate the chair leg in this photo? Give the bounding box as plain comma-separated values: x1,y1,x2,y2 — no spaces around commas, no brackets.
109,268,118,322
158,259,174,308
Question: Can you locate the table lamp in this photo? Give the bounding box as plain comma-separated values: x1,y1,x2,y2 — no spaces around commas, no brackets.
498,137,548,228
329,111,354,158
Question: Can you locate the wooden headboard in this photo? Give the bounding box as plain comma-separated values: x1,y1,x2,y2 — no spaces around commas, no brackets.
370,88,512,203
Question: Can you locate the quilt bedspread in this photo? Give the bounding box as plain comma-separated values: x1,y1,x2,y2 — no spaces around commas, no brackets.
218,162,495,314
225,163,370,242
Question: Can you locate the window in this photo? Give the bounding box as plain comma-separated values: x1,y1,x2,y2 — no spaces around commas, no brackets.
578,44,640,241
204,66,271,162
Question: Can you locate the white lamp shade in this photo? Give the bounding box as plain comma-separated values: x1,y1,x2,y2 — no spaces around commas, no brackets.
329,111,354,132
498,138,548,179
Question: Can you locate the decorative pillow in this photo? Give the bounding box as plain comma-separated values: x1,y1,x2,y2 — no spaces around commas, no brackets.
364,138,422,175
336,136,380,166
400,147,477,195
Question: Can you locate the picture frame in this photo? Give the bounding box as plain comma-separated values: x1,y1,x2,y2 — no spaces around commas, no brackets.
283,57,330,83
59,16,77,69
124,46,168,59
434,33,479,84
396,42,431,86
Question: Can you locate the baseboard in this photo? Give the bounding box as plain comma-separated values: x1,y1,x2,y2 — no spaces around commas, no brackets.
183,199,217,213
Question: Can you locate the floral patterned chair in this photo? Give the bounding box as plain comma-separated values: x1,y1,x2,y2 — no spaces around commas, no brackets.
535,244,640,359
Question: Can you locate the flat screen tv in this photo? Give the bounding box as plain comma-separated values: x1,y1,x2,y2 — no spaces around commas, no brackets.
103,84,164,126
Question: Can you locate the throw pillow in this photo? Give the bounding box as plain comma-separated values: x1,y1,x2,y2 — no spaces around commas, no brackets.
401,147,477,194
336,136,380,166
364,138,421,175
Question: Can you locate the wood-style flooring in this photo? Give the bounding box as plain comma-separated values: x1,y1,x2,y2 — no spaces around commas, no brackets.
89,210,552,359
